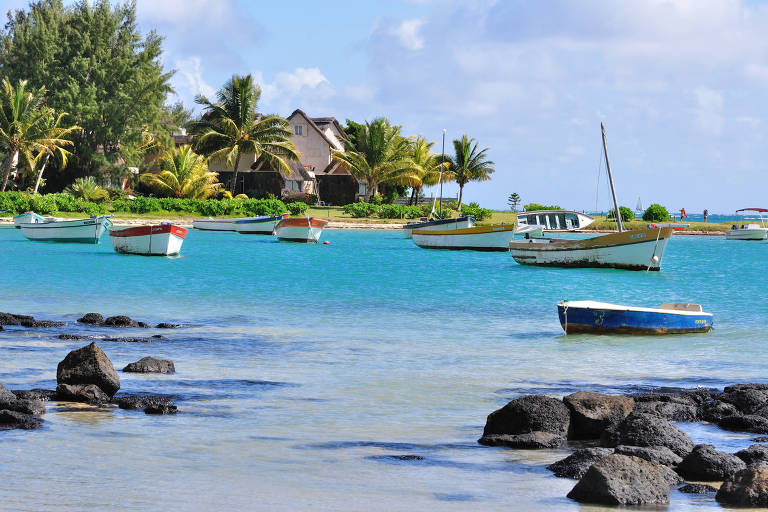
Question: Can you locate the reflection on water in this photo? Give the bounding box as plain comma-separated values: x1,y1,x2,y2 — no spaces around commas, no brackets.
0,228,767,510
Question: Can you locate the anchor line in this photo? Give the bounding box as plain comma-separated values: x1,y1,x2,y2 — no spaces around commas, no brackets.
646,227,663,272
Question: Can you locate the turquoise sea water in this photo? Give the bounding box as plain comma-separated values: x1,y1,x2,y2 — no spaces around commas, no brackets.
1,226,767,511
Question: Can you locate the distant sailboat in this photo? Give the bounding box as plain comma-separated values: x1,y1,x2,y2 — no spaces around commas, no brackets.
635,197,643,216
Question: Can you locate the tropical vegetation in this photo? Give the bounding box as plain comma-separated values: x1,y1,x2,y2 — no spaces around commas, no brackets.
524,203,561,211
507,192,521,211
406,136,449,205
642,203,670,222
445,135,495,211
608,206,634,222
64,176,109,201
190,74,299,193
140,145,221,199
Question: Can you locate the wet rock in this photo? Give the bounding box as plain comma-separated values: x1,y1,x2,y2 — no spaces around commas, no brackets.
155,323,180,329
0,383,15,402
601,412,694,457
752,436,768,443
614,445,682,467
482,395,570,438
679,483,717,494
0,312,34,326
677,444,746,481
0,324,3,331
700,400,739,422
58,334,88,340
12,389,56,402
547,447,614,479
56,342,120,397
736,444,768,467
151,334,164,339
104,315,138,328
137,322,149,328
77,313,104,325
478,431,565,449
567,454,682,505
113,394,175,410
633,400,699,422
563,391,634,439
104,337,153,343
716,467,768,507
122,357,175,374
144,404,178,414
381,455,424,461
718,414,768,434
719,384,768,415
56,383,109,404
0,409,42,429
19,319,66,328
5,399,45,416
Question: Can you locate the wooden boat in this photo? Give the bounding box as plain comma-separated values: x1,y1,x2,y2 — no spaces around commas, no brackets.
233,214,289,235
274,217,328,243
725,209,768,240
412,224,518,251
110,224,188,256
19,215,112,243
557,300,713,334
192,217,238,231
516,210,594,231
509,123,675,271
13,211,59,228
403,215,475,238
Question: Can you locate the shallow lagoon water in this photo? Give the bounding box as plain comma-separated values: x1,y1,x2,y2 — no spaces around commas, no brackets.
1,226,767,511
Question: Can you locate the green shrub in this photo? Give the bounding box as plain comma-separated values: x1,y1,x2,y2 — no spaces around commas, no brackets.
378,204,405,218
460,202,492,221
370,193,383,205
608,206,634,222
524,203,561,211
286,202,308,215
642,203,670,222
343,202,379,218
28,194,59,215
0,191,31,214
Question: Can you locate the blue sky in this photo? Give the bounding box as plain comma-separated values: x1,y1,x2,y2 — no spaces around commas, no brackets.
4,0,768,212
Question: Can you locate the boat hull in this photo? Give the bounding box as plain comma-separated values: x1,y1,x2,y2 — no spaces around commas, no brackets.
412,225,516,251
508,228,674,271
233,214,288,234
403,216,475,238
110,224,187,255
725,228,768,240
275,217,328,243
19,216,112,243
558,302,713,334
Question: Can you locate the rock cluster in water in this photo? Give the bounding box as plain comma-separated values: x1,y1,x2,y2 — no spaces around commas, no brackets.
480,385,768,507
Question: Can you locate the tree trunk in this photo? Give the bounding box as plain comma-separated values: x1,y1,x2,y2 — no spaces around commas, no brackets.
229,148,242,194
33,154,50,194
365,181,376,202
457,184,464,212
1,150,19,192
409,187,416,206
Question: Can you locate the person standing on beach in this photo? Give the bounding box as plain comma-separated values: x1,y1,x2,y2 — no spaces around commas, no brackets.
703,209,708,223
679,207,688,222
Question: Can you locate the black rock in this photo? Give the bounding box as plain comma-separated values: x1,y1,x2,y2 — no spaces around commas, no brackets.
676,444,746,481
716,467,768,507
601,412,694,457
718,414,768,434
56,342,120,397
482,395,570,437
58,334,88,340
19,319,66,328
632,400,699,422
151,334,164,339
563,391,634,439
0,383,15,402
478,431,565,449
56,383,109,404
700,400,739,422
12,389,56,402
122,357,175,374
155,323,180,329
5,398,45,416
735,444,768,467
678,483,717,494
719,384,768,415
381,455,424,461
0,409,42,429
137,322,149,328
752,436,768,443
614,445,682,467
567,454,682,505
104,337,153,343
144,404,178,414
113,394,175,410
104,315,138,328
547,448,614,479
77,313,104,325
0,312,34,326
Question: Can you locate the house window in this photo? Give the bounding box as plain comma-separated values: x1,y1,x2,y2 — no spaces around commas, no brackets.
358,184,367,196
294,125,303,136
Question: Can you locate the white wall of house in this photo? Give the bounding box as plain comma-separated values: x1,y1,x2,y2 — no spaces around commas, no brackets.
288,114,343,173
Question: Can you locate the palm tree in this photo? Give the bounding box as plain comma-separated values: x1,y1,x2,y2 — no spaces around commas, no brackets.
0,79,59,192
65,176,109,201
140,145,221,199
408,136,450,205
446,135,495,211
190,74,300,194
332,118,419,202
27,111,81,193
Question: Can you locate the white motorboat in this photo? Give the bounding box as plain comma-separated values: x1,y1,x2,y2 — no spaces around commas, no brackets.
19,215,112,243
233,214,288,235
516,210,594,231
412,224,517,251
403,215,475,238
110,223,188,255
726,209,768,240
192,217,238,231
13,211,60,228
274,217,328,243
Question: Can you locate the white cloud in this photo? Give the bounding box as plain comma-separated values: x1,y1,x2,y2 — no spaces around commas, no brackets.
136,0,230,25
395,19,425,50
171,57,216,105
257,68,336,116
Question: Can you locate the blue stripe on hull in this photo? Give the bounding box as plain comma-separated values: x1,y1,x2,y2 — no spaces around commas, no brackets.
557,305,712,334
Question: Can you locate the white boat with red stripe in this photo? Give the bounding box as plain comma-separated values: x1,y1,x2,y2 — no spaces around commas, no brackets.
274,217,328,243
110,223,188,256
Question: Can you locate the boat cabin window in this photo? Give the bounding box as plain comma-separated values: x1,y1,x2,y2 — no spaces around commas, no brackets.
565,213,578,229
518,215,528,226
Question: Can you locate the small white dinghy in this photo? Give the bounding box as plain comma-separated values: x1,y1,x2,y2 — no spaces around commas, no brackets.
274,217,328,243
403,215,475,238
19,215,112,243
13,211,60,228
726,209,768,240
233,214,288,234
412,224,523,251
110,223,188,256
192,217,238,231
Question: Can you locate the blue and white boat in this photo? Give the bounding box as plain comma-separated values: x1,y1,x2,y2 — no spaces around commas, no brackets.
13,211,57,228
557,300,713,334
233,214,289,235
19,215,112,243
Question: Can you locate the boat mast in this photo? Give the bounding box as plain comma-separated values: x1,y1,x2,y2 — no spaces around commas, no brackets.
601,122,623,233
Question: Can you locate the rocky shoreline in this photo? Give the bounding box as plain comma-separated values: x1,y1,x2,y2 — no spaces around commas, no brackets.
479,387,768,507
